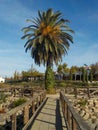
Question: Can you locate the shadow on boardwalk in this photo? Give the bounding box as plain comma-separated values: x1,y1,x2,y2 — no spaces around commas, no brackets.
30,95,67,130
56,99,63,130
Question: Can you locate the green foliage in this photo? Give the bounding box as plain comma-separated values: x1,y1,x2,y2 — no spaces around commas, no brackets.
13,71,20,80
55,80,92,88
70,71,73,80
57,64,63,73
55,80,67,87
90,71,93,82
77,98,87,107
57,63,70,75
70,66,78,73
12,98,26,108
59,82,66,87
0,93,7,103
22,8,74,67
45,67,55,93
86,71,88,82
21,9,74,92
82,68,86,82
22,68,44,81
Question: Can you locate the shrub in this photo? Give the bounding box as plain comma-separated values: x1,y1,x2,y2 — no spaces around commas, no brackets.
0,93,7,103
77,98,87,107
12,98,26,108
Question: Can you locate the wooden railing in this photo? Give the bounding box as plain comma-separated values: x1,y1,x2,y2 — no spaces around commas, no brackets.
64,87,98,98
60,91,92,130
0,90,46,130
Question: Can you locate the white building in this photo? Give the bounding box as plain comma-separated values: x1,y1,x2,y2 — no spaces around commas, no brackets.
0,77,5,83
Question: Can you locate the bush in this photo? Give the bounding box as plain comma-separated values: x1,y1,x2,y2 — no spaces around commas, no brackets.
12,98,26,108
0,93,7,103
77,98,87,107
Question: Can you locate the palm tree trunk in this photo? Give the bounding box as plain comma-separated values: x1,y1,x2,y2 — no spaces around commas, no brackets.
45,55,55,93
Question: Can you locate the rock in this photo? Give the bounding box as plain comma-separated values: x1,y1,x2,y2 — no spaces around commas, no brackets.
83,112,90,120
94,101,98,107
94,108,98,113
88,100,94,106
91,115,97,124
0,120,6,125
79,110,85,117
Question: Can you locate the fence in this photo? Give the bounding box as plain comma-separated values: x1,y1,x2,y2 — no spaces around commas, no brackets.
60,91,92,130
0,90,46,130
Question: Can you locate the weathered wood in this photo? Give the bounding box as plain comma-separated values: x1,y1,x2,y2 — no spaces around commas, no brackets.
64,87,98,98
36,97,39,108
0,90,46,130
32,101,35,114
87,87,90,98
23,106,29,124
11,113,16,130
67,108,71,129
72,117,77,130
60,91,92,130
74,88,77,98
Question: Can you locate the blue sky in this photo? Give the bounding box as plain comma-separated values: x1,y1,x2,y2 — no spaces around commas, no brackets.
0,0,98,77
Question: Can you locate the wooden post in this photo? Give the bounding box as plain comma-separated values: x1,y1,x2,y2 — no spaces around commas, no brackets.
87,87,90,98
22,88,24,97
41,93,43,102
23,106,29,124
72,117,77,130
36,97,39,108
64,103,67,119
74,88,77,98
40,95,42,104
67,107,71,129
62,99,65,114
32,101,35,114
11,113,16,130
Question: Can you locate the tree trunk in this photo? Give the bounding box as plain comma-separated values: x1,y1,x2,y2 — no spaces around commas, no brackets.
45,56,55,93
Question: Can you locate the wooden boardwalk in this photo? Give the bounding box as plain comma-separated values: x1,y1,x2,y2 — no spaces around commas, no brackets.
30,94,67,130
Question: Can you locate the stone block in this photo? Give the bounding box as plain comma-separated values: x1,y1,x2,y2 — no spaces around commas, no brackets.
83,112,90,120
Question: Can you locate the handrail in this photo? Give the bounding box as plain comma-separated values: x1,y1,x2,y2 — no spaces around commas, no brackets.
0,90,46,130
64,87,98,98
60,91,93,130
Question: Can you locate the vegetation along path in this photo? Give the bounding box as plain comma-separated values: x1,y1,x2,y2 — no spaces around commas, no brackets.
30,94,67,130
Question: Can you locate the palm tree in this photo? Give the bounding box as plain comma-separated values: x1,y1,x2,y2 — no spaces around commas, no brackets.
21,8,74,92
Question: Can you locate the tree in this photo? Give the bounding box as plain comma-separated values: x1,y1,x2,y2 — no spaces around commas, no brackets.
70,66,78,80
13,70,21,81
57,64,63,80
82,67,86,82
90,70,93,82
57,63,69,80
91,62,98,80
79,67,84,81
70,70,73,81
21,9,74,92
57,64,63,73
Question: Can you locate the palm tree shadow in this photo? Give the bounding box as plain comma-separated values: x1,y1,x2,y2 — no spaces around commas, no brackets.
56,99,63,130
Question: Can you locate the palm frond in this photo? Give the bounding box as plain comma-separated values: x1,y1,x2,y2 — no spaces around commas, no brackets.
21,8,74,67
